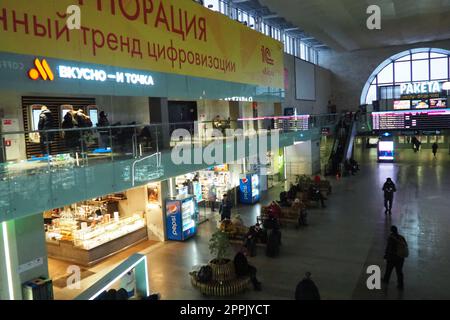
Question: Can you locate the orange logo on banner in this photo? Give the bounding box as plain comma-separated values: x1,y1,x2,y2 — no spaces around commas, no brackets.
261,46,274,65
28,58,54,81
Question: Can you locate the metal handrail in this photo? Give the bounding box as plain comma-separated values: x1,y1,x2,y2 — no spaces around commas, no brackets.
131,152,162,187
0,114,340,136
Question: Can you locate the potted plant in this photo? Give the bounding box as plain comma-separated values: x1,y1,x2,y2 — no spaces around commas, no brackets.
208,230,234,282
209,229,231,265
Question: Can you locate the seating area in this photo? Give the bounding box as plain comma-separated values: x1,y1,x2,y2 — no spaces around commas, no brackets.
190,260,252,297
190,175,332,297
259,204,304,227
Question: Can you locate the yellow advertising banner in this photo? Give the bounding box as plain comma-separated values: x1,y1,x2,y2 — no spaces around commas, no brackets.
0,0,284,88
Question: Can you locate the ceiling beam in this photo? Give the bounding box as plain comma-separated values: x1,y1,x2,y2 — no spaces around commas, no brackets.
232,0,250,3
262,14,279,19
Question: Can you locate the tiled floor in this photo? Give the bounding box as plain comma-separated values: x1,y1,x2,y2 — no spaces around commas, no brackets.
55,145,450,300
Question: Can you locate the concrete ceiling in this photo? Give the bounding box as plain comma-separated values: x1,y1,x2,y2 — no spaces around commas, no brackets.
258,0,450,51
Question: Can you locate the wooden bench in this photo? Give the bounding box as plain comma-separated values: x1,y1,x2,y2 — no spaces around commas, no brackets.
190,274,252,296
259,206,301,228
190,260,252,297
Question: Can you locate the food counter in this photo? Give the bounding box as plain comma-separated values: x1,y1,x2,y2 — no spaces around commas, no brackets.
46,213,147,266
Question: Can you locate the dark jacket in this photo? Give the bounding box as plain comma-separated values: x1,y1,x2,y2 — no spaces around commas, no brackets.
295,278,320,300
98,115,109,127
382,181,396,199
38,109,54,141
432,143,438,152
219,199,232,217
61,112,79,148
384,233,407,261
74,112,93,128
38,109,53,131
234,252,250,277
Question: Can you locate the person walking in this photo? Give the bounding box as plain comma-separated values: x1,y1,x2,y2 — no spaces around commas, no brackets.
207,186,217,212
38,105,54,155
97,111,110,149
295,272,320,300
219,194,232,221
382,177,397,215
432,142,438,158
382,226,408,290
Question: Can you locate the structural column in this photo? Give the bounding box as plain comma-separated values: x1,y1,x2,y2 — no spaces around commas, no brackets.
0,214,49,300
149,98,171,150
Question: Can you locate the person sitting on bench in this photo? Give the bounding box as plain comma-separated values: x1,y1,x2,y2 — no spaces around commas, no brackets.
309,185,326,208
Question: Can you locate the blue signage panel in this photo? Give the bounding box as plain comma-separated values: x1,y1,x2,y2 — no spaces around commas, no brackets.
0,52,283,102
165,196,197,241
166,200,183,241
239,173,260,204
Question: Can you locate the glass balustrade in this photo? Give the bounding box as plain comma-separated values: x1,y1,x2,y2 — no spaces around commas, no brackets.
0,114,338,222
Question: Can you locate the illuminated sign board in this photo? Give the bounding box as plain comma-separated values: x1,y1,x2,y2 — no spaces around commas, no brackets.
372,108,450,130
400,81,441,95
58,66,154,86
378,141,394,161
222,96,254,102
400,81,443,99
28,58,155,87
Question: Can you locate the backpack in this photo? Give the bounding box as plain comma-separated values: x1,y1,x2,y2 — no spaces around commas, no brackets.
396,236,409,258
196,265,212,283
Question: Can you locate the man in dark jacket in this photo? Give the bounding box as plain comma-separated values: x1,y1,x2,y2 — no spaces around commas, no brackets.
38,105,53,155
432,142,438,158
219,194,232,221
383,226,408,290
382,178,396,215
295,272,320,300
98,111,110,149
234,251,261,291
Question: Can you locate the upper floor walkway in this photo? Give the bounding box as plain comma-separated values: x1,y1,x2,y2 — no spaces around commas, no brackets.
0,115,338,223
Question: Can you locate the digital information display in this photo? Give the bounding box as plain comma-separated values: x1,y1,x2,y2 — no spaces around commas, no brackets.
372,109,450,130
378,141,394,161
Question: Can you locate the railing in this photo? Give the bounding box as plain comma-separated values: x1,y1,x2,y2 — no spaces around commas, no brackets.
0,114,338,181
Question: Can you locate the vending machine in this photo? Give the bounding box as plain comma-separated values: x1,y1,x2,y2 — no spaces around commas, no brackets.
239,173,260,204
165,195,197,241
378,133,394,162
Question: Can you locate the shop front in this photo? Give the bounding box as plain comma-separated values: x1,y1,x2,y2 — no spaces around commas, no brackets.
172,164,240,222
0,0,285,300
44,187,152,267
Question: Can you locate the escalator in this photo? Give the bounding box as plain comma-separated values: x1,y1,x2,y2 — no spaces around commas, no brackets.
324,114,357,176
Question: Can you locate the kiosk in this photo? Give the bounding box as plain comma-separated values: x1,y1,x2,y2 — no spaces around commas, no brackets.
378,133,394,162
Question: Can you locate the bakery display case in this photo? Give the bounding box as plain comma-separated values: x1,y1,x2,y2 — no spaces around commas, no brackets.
73,214,146,250
44,194,148,266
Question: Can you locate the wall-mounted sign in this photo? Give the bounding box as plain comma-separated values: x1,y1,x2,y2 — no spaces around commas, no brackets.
0,0,284,89
27,58,155,87
28,58,54,81
58,65,155,86
222,96,254,102
18,257,44,274
400,81,443,99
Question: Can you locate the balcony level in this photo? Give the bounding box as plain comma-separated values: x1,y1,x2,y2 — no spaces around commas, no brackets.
0,117,336,223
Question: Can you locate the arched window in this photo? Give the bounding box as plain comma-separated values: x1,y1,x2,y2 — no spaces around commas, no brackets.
360,48,450,107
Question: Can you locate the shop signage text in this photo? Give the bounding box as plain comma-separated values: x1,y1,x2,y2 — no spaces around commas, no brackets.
222,96,254,102
58,65,155,86
400,81,442,95
0,0,284,88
